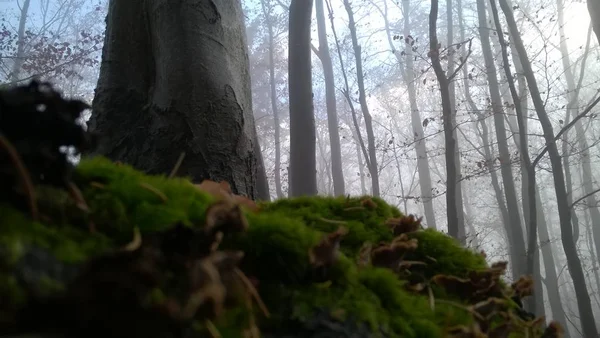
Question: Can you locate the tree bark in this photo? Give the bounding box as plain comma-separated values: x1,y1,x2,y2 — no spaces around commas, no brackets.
495,0,598,335
88,0,264,199
588,0,600,46
288,0,317,197
429,0,460,241
343,0,380,197
314,0,345,197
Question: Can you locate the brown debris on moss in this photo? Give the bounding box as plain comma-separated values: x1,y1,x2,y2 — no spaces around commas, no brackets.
371,234,419,271
385,214,423,236
308,226,348,268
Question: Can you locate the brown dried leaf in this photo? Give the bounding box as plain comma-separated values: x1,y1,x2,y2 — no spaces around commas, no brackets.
360,197,378,210
205,200,249,234
309,226,348,268
371,235,418,270
511,275,534,300
385,214,423,236
541,321,564,338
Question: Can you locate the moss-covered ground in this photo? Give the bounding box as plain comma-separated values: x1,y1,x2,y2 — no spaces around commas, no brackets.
0,155,564,338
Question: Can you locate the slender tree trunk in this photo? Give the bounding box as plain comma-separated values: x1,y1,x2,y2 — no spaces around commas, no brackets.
459,8,508,251
288,0,317,197
261,0,284,199
429,0,460,241
495,0,598,335
476,0,527,281
446,0,466,242
343,0,380,197
326,0,370,196
314,0,345,197
10,0,31,83
536,187,570,337
88,0,264,199
400,0,437,228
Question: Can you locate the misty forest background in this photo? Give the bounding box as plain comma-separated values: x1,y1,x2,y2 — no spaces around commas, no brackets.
3,0,600,336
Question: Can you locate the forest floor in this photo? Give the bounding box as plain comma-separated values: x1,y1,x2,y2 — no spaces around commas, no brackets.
0,81,563,338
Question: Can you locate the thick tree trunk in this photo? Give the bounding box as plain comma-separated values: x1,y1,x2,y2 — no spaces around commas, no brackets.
314,0,345,197
343,0,380,197
495,0,598,335
261,0,284,199
288,0,317,197
429,0,460,241
476,0,527,280
88,0,263,199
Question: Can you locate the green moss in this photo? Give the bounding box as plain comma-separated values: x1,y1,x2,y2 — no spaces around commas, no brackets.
258,195,399,256
0,204,111,263
75,156,216,237
36,275,65,296
0,274,26,308
0,156,537,337
404,228,488,279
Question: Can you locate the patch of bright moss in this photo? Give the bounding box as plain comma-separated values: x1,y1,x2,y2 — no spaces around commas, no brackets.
257,195,400,256
75,156,216,237
405,228,488,279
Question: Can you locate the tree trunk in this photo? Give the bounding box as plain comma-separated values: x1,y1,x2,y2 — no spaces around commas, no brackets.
261,0,284,199
588,0,600,46
429,0,460,241
88,0,264,199
536,187,571,337
10,0,31,83
446,0,466,243
476,0,527,281
314,0,345,197
495,0,598,335
288,0,317,197
400,0,437,228
343,0,380,197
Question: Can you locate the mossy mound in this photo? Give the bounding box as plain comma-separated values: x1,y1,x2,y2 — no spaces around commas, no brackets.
0,82,562,338
0,157,562,338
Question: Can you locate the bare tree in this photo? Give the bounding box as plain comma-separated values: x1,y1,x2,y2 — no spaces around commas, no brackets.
288,0,317,197
342,0,380,197
260,0,285,199
494,0,598,335
314,0,345,197
476,0,527,282
428,0,460,241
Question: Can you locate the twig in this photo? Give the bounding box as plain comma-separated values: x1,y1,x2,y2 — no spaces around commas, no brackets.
234,268,270,318
168,152,185,178
570,187,600,209
0,132,38,221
